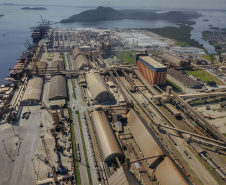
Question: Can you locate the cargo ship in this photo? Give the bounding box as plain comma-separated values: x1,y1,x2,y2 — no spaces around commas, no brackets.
31,16,51,43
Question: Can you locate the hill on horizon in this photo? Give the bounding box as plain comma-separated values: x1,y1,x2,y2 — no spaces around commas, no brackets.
60,6,201,23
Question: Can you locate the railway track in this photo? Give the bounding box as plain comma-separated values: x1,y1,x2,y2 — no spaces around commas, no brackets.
114,68,226,182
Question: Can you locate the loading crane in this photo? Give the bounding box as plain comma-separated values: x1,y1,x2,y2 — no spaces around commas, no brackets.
41,102,61,124
123,154,166,170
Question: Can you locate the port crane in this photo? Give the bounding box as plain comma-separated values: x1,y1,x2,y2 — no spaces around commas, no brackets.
123,154,166,170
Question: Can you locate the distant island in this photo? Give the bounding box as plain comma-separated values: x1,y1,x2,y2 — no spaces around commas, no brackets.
0,14,4,17
21,7,47,10
0,3,19,6
60,6,201,23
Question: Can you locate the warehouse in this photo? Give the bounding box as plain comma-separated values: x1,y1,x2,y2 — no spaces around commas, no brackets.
21,77,43,105
168,68,202,89
48,75,67,101
135,54,167,85
162,53,190,67
87,72,115,103
51,60,65,71
35,61,47,73
127,109,187,185
91,111,124,162
72,47,84,60
108,166,139,185
74,54,90,70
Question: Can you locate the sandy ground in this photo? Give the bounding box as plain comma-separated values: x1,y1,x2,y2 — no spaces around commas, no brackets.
194,103,226,133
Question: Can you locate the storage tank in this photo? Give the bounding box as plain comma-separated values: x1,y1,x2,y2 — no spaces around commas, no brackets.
91,111,124,162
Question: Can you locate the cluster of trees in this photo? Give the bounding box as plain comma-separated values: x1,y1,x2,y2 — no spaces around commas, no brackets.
145,25,203,48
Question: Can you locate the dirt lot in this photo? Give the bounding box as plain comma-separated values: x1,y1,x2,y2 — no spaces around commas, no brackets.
194,103,226,134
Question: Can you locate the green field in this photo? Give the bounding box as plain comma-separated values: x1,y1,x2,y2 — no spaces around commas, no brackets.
166,79,183,93
116,52,134,64
46,53,53,61
142,25,203,48
186,68,224,85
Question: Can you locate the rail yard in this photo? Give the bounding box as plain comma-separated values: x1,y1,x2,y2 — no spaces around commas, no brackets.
0,27,226,185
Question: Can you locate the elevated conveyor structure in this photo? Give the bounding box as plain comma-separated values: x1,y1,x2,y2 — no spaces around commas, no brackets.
171,90,226,144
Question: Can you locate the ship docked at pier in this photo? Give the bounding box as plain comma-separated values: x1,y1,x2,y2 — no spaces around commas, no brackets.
31,16,51,43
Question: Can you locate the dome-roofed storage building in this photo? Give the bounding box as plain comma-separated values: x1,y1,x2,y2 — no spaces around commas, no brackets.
72,47,84,60
51,60,65,71
21,77,44,105
48,75,67,101
87,72,115,103
74,54,90,70
35,61,47,73
91,111,124,163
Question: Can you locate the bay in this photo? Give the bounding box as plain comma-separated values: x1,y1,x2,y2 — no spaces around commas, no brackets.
0,5,225,81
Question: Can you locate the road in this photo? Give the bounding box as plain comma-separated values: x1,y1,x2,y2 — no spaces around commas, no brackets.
0,106,41,185
135,93,219,185
65,53,99,185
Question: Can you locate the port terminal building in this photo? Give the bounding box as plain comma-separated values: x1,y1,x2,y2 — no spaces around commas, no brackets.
135,53,167,85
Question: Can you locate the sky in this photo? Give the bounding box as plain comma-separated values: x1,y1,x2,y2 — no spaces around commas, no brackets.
1,0,226,10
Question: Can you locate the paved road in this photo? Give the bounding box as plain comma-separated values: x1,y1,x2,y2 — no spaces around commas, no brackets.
0,106,41,185
135,93,219,185
65,53,99,185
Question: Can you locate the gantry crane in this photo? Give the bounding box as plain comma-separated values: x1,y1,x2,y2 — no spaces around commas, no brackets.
41,102,61,130
123,154,166,170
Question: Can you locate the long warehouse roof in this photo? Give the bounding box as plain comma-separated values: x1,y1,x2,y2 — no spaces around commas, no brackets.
49,75,67,100
127,109,187,185
87,72,115,102
74,54,90,70
51,60,65,71
22,77,43,102
91,111,124,162
108,166,139,185
139,56,166,69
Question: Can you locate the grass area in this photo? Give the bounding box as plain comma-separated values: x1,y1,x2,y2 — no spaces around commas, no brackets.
143,25,203,48
116,52,134,65
67,81,71,101
190,99,204,105
77,112,93,185
201,55,212,63
166,79,183,93
175,40,188,47
71,80,76,99
46,53,53,61
69,108,81,185
186,67,225,85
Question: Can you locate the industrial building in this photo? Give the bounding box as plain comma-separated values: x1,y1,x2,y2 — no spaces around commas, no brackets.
135,54,167,85
35,61,47,73
162,53,190,68
91,111,124,162
74,54,90,70
87,72,115,103
167,68,202,89
48,75,67,101
21,77,44,105
108,166,140,185
127,109,187,185
72,47,83,60
51,60,65,71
